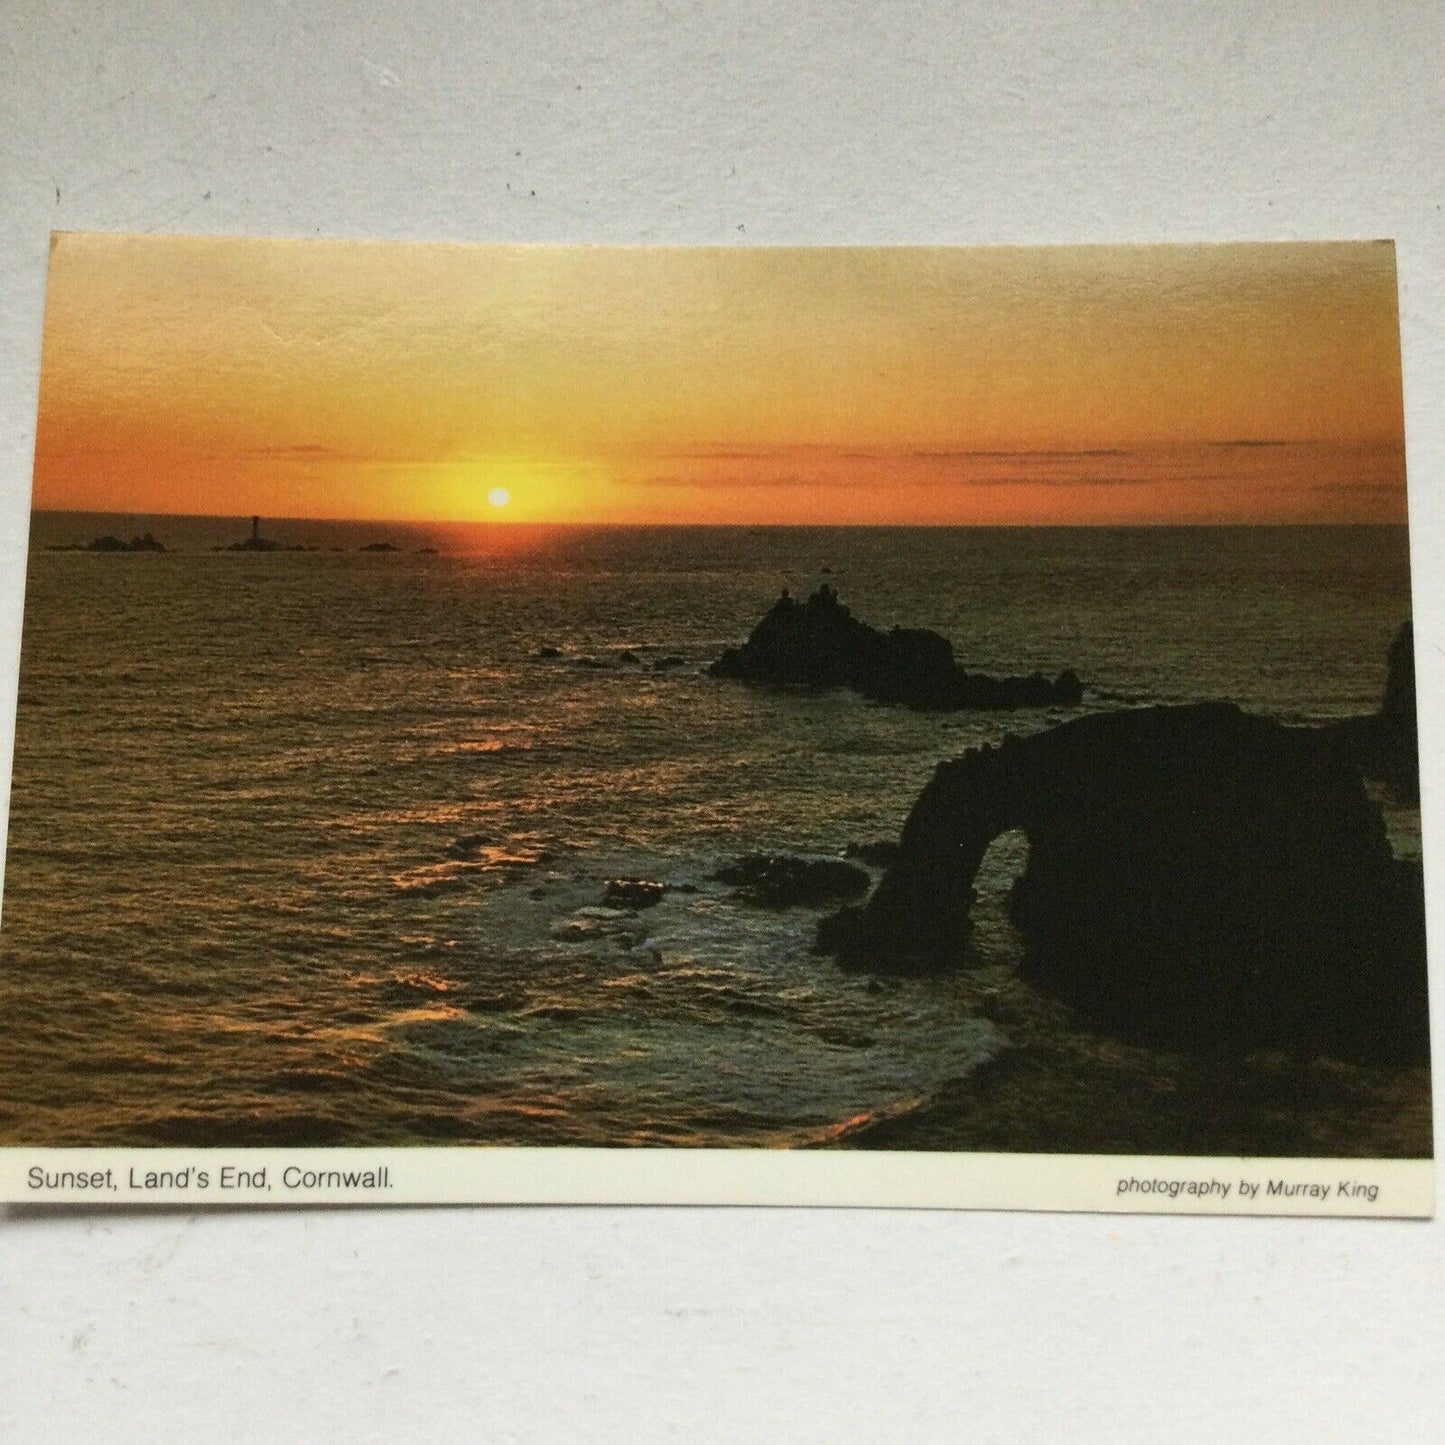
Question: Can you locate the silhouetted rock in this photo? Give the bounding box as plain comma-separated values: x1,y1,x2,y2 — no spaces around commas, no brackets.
818,701,1428,1065
651,655,687,672
572,656,612,670
360,541,400,553
71,532,166,553
536,645,564,659
444,833,489,860
844,840,901,868
1382,620,1415,731
602,879,667,910
617,650,642,666
715,853,871,908
1321,621,1418,800
709,586,1083,711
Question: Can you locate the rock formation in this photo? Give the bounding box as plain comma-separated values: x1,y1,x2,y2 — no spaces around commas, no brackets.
708,586,1082,711
46,532,167,553
818,698,1428,1064
715,853,871,909
1321,621,1419,800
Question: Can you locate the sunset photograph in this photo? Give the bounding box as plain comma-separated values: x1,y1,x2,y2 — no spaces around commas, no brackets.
0,234,1429,1160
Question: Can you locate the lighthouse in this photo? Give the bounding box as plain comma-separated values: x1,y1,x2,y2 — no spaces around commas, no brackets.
251,515,261,543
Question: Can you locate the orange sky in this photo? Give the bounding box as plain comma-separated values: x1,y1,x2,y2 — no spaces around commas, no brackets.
31,234,1408,525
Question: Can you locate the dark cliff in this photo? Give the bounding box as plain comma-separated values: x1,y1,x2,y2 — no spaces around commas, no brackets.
1321,620,1419,801
818,677,1427,1065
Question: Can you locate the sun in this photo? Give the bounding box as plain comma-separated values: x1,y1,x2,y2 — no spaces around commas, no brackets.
488,487,511,509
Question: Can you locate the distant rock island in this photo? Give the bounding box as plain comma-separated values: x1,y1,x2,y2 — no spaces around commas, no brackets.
48,532,166,553
360,541,400,553
709,585,1083,710
817,625,1426,1066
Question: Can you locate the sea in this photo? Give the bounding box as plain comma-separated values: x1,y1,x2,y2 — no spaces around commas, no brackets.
0,516,1419,1146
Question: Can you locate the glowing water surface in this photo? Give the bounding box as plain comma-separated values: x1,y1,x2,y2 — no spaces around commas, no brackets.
0,521,1415,1144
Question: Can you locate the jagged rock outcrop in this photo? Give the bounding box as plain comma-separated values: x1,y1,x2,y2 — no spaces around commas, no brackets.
1321,621,1419,800
46,532,167,553
818,700,1428,1064
709,586,1082,711
715,854,871,908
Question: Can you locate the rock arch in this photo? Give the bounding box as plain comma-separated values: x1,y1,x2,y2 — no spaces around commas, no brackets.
819,701,1428,1063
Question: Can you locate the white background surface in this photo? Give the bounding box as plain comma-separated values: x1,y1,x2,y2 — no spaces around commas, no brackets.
2,2,1444,1439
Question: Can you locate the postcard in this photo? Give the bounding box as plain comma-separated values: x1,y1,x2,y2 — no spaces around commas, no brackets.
0,234,1431,1214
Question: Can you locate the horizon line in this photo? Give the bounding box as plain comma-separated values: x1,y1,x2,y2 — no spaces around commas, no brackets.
27,508,1411,531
